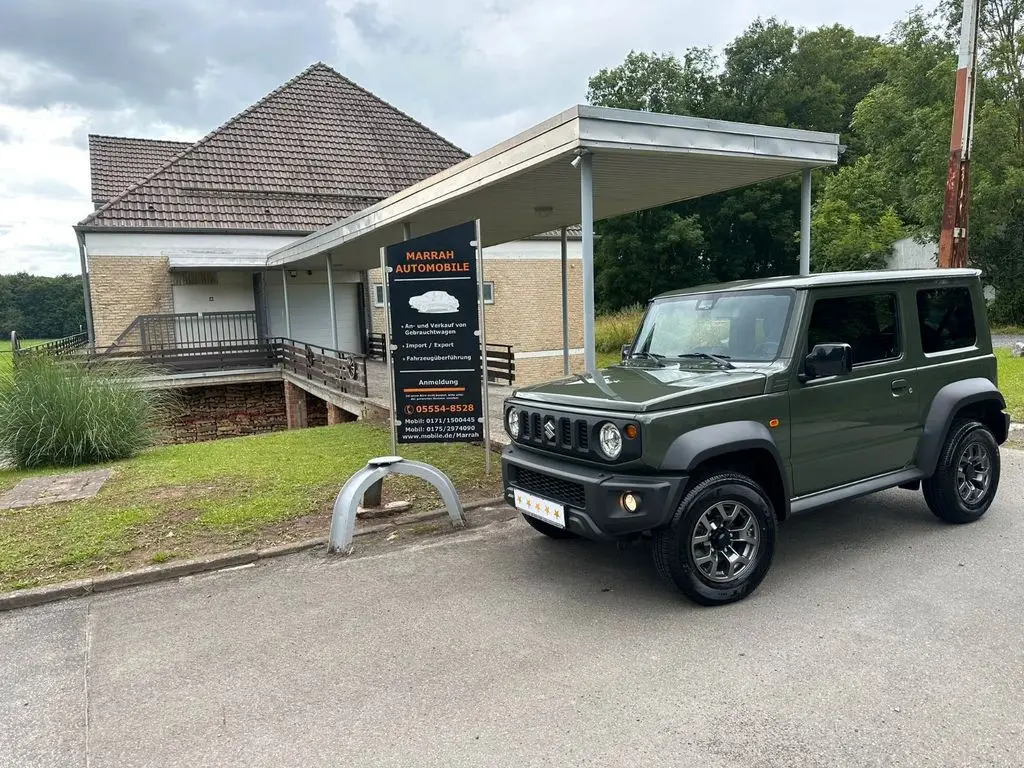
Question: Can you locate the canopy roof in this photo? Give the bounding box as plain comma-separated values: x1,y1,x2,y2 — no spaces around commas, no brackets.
267,105,841,270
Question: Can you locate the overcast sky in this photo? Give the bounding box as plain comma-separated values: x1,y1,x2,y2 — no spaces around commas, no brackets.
0,0,926,277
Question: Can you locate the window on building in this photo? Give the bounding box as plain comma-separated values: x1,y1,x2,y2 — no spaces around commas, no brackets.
807,293,900,366
917,287,976,353
171,271,218,286
374,281,493,306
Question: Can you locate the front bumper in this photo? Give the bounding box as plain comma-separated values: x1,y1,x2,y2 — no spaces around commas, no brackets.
501,445,687,541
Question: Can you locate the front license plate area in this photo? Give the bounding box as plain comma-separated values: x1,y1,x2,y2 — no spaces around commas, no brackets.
512,488,566,529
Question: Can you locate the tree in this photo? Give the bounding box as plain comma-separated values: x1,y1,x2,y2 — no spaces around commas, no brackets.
0,273,86,339
587,50,716,116
588,19,890,310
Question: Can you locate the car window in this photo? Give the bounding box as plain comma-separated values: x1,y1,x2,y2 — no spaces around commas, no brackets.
917,287,977,353
633,290,793,362
807,293,900,365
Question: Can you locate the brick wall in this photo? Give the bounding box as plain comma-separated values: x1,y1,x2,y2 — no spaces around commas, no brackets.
369,258,584,354
515,353,586,385
89,255,174,347
163,382,288,443
306,391,328,427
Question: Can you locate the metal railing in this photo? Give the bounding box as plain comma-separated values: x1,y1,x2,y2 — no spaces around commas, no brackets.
276,338,369,398
486,344,515,385
367,332,515,384
108,311,259,352
367,332,387,361
24,332,89,357
90,340,278,374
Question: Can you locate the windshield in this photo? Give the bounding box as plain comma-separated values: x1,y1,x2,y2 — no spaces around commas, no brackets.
631,289,794,363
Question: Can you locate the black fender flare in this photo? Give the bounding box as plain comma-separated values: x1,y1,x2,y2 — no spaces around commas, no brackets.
660,420,790,518
916,378,1007,476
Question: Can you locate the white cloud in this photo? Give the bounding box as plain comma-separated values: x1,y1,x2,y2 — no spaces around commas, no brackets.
0,0,928,276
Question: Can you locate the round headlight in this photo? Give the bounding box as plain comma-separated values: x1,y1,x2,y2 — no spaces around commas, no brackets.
599,422,622,459
506,408,520,438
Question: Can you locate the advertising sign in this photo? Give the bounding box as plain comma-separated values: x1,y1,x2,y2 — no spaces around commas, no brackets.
385,221,484,444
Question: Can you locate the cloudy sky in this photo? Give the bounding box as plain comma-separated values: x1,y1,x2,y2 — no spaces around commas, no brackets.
0,0,924,277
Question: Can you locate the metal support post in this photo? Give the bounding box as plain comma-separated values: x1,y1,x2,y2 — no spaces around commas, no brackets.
475,219,492,476
380,246,397,456
799,169,812,276
326,254,339,351
282,268,292,337
580,152,596,372
560,226,570,376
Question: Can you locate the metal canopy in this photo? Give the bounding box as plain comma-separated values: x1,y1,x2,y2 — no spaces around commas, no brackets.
266,105,840,271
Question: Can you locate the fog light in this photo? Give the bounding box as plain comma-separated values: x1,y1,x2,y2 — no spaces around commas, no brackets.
621,492,641,513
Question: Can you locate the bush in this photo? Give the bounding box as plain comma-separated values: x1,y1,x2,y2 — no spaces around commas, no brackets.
595,305,645,353
0,355,171,469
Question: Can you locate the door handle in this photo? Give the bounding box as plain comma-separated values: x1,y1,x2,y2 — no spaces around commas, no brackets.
891,378,912,396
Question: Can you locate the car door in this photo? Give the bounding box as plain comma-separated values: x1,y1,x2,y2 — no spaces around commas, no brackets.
788,287,920,497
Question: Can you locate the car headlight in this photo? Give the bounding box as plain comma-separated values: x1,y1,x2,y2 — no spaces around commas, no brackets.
598,422,622,459
506,408,520,438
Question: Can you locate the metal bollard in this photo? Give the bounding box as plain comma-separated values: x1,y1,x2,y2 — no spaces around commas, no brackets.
328,456,466,553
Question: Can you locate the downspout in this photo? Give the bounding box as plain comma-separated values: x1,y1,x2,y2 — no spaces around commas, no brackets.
75,228,96,349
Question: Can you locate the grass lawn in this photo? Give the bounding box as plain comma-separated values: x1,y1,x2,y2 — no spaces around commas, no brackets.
0,339,48,377
996,348,1024,421
0,423,501,592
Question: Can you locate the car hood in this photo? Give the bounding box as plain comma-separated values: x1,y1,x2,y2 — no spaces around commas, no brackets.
511,364,768,413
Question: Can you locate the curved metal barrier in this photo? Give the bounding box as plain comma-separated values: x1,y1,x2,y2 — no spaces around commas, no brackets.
329,457,466,553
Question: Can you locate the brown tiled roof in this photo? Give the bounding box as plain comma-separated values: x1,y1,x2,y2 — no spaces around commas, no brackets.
88,135,193,207
78,63,468,232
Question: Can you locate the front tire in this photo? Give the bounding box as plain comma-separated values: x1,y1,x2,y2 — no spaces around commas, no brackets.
521,513,575,539
653,472,777,606
922,419,1000,524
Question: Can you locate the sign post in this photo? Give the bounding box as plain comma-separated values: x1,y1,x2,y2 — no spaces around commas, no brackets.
384,221,489,465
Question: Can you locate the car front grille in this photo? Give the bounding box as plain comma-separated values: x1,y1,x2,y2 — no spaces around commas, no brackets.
512,467,587,509
512,405,592,457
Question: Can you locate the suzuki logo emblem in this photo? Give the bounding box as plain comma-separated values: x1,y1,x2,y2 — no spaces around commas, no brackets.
543,417,557,441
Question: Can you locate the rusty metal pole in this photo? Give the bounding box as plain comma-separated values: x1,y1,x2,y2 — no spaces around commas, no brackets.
938,0,981,269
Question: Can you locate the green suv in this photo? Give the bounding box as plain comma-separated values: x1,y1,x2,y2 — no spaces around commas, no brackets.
500,269,1009,606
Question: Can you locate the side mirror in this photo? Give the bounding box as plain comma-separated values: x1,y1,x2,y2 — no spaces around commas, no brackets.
802,343,853,381
621,344,632,362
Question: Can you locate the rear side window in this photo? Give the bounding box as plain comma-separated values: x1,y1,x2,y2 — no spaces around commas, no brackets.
917,288,977,353
807,293,900,365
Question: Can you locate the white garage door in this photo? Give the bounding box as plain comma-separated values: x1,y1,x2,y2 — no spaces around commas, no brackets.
266,279,362,353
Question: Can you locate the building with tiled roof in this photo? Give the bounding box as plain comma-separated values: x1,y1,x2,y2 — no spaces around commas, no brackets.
75,62,584,434
79,63,468,234
87,135,193,208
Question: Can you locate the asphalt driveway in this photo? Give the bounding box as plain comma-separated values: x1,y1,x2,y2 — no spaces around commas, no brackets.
4,450,1024,768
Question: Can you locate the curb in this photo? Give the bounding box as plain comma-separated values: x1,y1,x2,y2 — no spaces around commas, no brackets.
0,496,506,612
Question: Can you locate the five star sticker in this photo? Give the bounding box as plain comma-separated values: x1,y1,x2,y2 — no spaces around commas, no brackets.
514,492,561,520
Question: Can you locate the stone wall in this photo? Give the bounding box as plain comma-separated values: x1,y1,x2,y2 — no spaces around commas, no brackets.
163,382,288,444
306,391,328,427
89,255,174,347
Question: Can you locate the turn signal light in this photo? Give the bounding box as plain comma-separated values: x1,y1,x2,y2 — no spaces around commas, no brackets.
624,424,639,440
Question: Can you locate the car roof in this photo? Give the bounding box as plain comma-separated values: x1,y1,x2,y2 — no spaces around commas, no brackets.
653,268,981,300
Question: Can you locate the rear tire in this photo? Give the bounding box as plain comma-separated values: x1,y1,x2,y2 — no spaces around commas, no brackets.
653,472,776,606
922,419,1000,524
521,513,575,539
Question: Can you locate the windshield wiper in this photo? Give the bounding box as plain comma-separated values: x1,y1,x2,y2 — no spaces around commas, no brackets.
626,351,665,366
670,352,736,369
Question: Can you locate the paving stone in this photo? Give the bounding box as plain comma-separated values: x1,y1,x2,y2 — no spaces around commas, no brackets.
0,469,112,510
